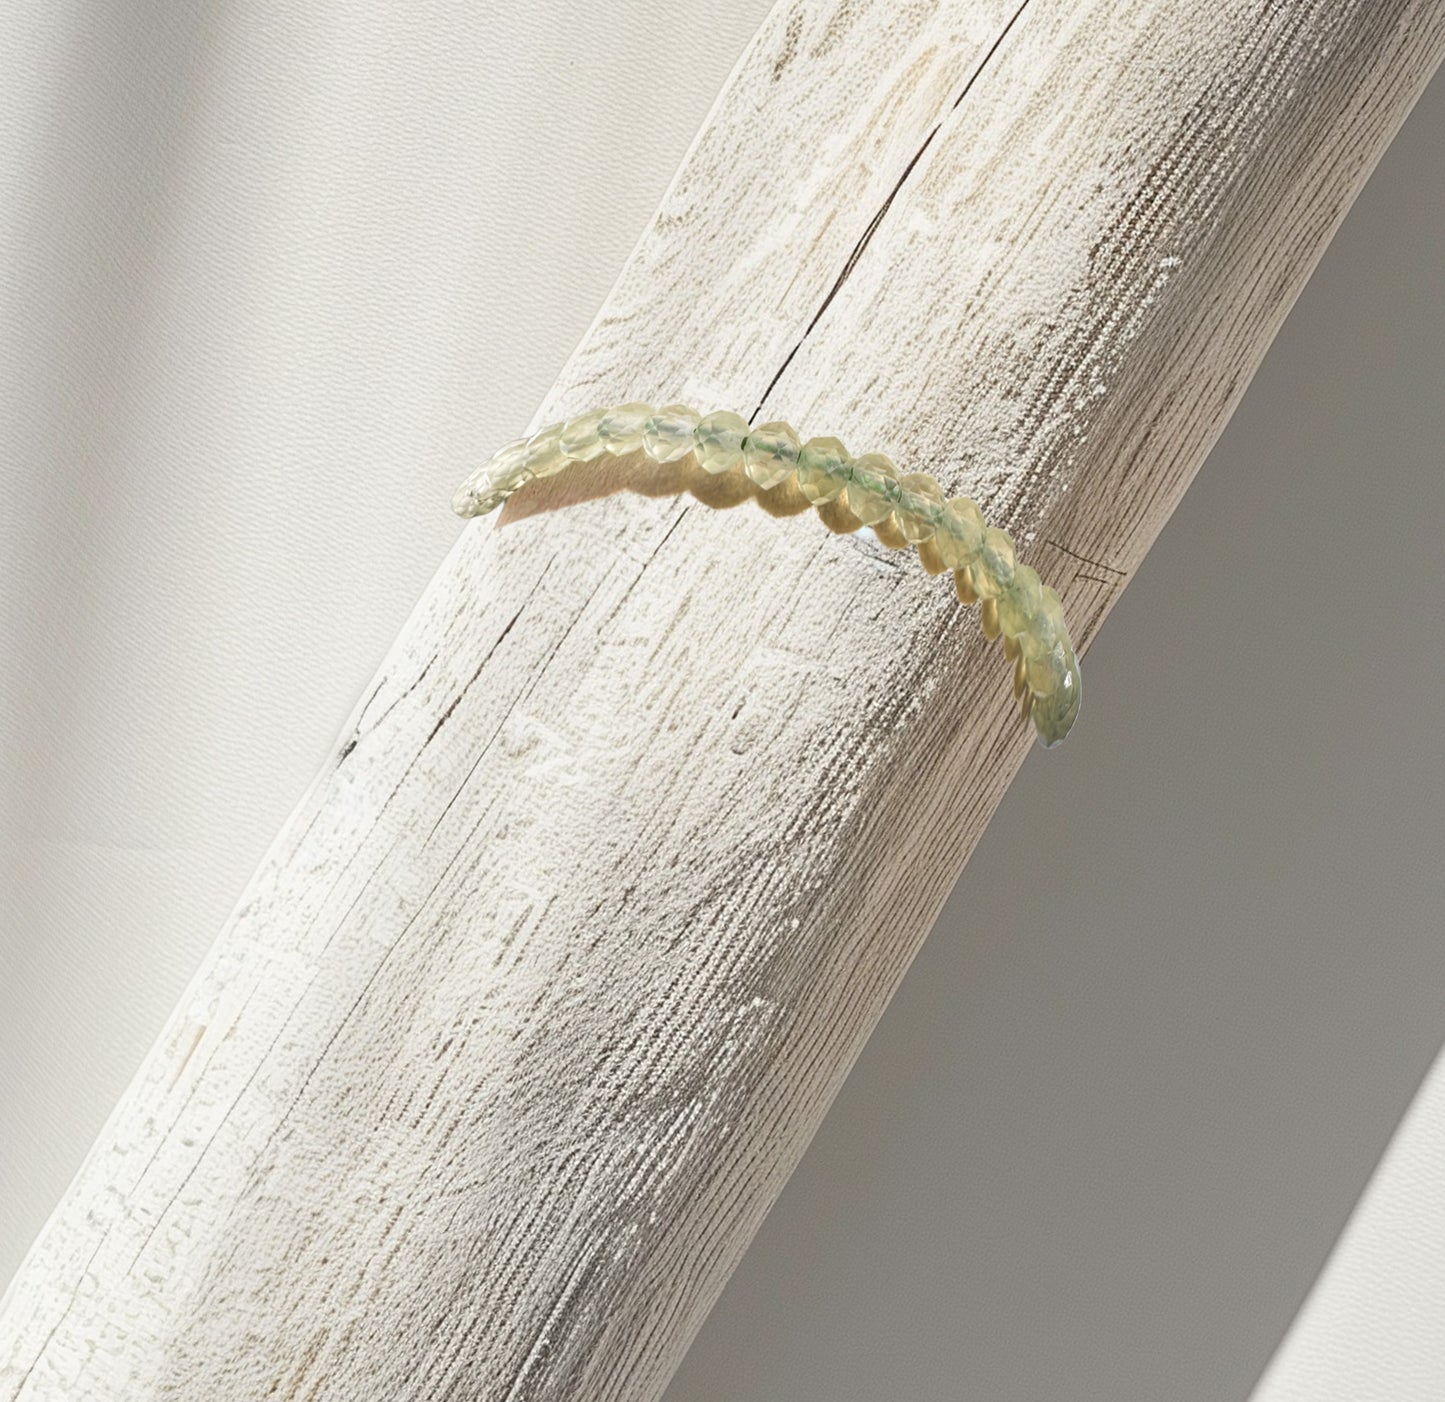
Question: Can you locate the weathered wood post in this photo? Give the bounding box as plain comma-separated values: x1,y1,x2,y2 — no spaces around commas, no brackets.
4,2,1443,1397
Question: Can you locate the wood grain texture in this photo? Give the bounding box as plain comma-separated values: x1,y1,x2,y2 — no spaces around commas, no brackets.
4,1,1442,1397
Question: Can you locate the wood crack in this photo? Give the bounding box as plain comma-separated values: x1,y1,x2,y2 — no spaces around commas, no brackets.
751,0,1035,422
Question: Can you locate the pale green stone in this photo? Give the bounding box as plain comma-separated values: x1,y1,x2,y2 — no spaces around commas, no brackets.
796,436,852,503
934,497,986,568
971,526,1017,598
1025,639,1070,696
452,462,520,517
694,410,749,474
522,421,568,479
1023,586,1071,695
596,402,653,455
452,478,489,517
744,420,801,489
997,562,1043,637
1024,585,1067,651
485,463,533,493
453,436,529,515
485,436,531,480
895,473,945,543
642,404,701,462
846,452,901,527
1033,651,1081,748
560,409,606,461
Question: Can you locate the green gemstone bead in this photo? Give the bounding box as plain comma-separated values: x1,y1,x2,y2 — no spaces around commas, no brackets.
1023,585,1067,653
1032,650,1081,748
452,435,529,512
694,410,749,474
453,434,530,516
971,526,1017,599
522,421,568,479
1022,586,1072,695
796,436,852,503
1025,639,1070,696
560,409,606,461
596,402,653,455
642,404,701,462
997,562,1043,636
895,472,945,543
453,481,509,517
744,420,801,489
846,452,901,527
452,477,485,516
485,435,531,480
934,497,986,569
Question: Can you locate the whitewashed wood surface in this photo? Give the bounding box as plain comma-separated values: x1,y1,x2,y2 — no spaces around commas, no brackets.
3,1,1442,1397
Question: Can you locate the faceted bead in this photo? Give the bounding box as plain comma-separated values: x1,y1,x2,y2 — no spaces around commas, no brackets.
1025,639,1070,696
452,435,531,515
1022,586,1071,693
1024,587,1064,646
997,562,1043,637
1029,585,1068,647
845,452,901,527
522,421,568,479
694,410,749,474
453,480,511,517
483,436,531,483
744,420,801,489
971,526,1017,598
1032,650,1082,748
895,473,945,543
452,478,487,517
934,497,986,569
596,402,653,455
642,404,701,462
560,409,606,461
796,436,852,503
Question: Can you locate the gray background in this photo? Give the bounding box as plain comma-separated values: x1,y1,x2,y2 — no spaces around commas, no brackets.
2,2,1442,1396
669,58,1445,1401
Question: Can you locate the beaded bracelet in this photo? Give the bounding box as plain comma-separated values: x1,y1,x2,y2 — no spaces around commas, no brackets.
452,402,1081,748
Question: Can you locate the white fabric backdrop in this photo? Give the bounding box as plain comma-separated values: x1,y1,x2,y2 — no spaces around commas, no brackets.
3,2,1443,1397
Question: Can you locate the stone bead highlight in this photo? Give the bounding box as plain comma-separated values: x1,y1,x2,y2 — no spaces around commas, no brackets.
846,452,901,527
596,402,654,455
744,420,801,489
796,436,852,503
971,526,1017,599
895,473,945,543
935,497,986,569
694,410,749,475
642,404,701,462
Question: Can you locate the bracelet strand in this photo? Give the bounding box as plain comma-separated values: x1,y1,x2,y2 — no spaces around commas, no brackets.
452,402,1081,747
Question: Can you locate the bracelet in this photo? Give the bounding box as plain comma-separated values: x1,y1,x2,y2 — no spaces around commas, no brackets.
452,402,1081,748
